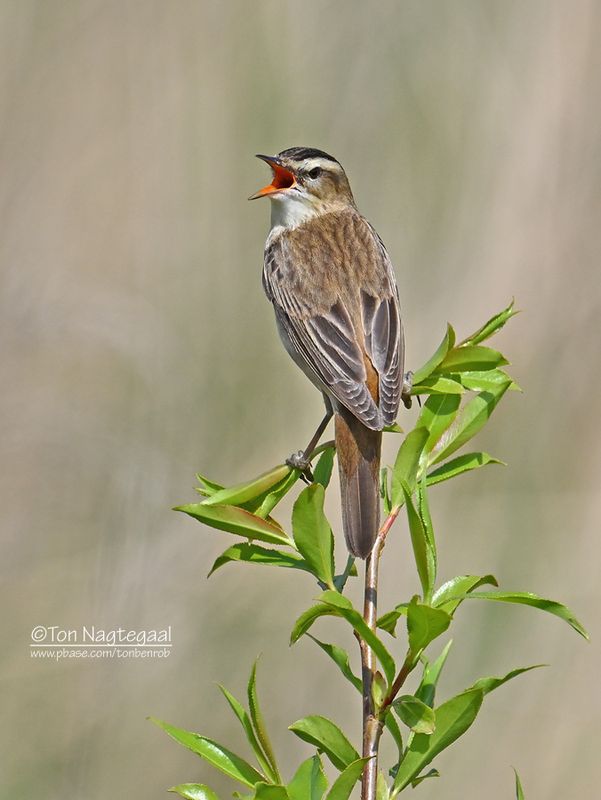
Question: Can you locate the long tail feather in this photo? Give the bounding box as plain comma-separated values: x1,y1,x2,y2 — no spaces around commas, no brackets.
335,408,382,559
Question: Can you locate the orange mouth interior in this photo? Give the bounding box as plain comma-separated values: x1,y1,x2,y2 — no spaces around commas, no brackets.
251,161,296,198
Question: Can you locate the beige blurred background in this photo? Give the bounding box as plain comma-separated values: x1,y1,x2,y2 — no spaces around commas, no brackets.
1,1,600,798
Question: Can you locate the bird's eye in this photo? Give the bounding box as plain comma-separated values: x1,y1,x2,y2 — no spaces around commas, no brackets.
307,167,322,180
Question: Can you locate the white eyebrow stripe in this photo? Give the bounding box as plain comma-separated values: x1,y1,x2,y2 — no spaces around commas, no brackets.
300,157,342,172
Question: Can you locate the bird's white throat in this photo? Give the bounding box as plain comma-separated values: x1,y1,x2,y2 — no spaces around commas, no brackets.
269,193,319,233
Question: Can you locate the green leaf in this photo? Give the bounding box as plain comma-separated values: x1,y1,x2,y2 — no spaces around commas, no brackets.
407,601,452,657
412,324,456,385
255,469,301,518
292,484,335,589
307,636,362,692
415,640,453,707
254,784,289,800
416,394,462,457
426,452,504,486
313,447,335,488
150,718,263,788
201,466,291,507
288,716,360,771
459,368,521,393
316,591,396,684
288,755,328,800
376,604,409,637
436,345,508,373
459,300,518,346
169,784,220,800
457,591,589,639
429,382,512,466
403,488,435,603
380,467,392,516
176,503,294,547
209,543,310,577
195,473,225,496
384,422,404,433
372,670,387,708
393,695,436,734
376,772,390,800
248,661,281,783
383,709,403,754
514,768,525,800
432,575,498,616
410,768,439,788
324,758,369,800
217,684,276,781
410,376,464,395
390,689,484,795
391,427,429,504
469,664,545,696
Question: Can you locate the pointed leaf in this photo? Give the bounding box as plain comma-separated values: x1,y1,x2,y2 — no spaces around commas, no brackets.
390,689,484,795
407,602,451,657
410,768,439,788
307,636,362,692
376,604,409,637
412,324,456,385
391,427,429,504
436,345,508,373
376,772,390,800
313,447,335,489
255,469,301,518
201,465,291,508
429,382,512,466
459,300,518,346
432,575,498,616
325,758,369,800
393,695,436,734
426,452,504,486
176,503,294,547
410,376,464,395
514,768,525,800
292,484,335,588
288,755,328,800
169,784,220,800
316,591,396,684
383,709,403,754
457,591,589,638
195,473,225,496
403,488,435,602
416,394,462,456
469,664,545,696
248,661,281,782
209,543,309,577
458,368,520,393
217,685,276,781
289,716,360,771
415,640,453,707
150,718,263,788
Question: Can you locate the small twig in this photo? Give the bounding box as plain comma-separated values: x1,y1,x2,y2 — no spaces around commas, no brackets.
359,506,401,800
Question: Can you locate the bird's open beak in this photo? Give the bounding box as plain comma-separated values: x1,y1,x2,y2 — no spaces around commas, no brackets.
249,155,296,200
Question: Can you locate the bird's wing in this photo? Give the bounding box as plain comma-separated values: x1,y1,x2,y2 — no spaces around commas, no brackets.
361,226,404,426
263,211,403,430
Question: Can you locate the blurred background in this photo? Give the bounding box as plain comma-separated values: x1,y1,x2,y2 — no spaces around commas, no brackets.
1,1,600,798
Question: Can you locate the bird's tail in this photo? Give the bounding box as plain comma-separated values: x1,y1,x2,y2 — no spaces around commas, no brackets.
335,407,382,559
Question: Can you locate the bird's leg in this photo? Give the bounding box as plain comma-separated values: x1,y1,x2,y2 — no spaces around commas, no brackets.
401,370,414,409
286,408,333,482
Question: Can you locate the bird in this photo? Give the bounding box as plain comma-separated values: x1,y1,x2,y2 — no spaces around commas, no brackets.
250,147,407,559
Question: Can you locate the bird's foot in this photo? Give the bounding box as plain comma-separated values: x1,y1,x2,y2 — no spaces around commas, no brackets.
286,451,314,484
401,370,414,409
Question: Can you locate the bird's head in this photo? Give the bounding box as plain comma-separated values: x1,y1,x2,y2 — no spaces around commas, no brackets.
250,147,355,228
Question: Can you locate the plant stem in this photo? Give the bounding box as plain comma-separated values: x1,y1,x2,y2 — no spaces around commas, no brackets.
360,506,400,800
